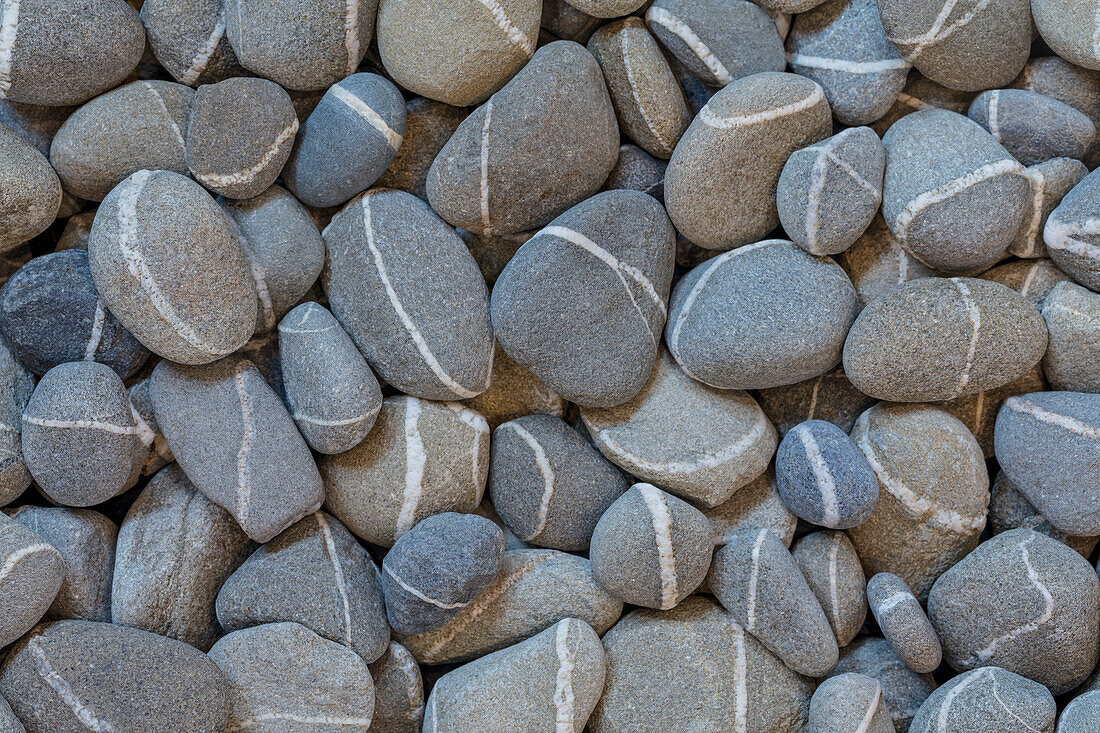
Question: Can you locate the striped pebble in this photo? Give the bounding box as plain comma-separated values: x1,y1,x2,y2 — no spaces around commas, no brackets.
867,573,941,675
127,375,175,479
910,667,1054,733
792,530,867,647
1006,158,1088,259
756,367,877,437
705,469,798,548
1041,281,1100,393
1032,0,1100,72
1044,166,1100,292
776,420,878,529
140,0,245,86
0,515,63,647
807,673,894,733
980,258,1070,309
968,89,1096,167
869,70,975,137
368,642,425,733
832,637,937,733
589,483,713,610
936,363,1046,459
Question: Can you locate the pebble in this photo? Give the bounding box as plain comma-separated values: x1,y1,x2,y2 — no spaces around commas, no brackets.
278,302,381,454
491,189,675,407
283,73,407,208
318,396,490,547
832,637,937,733
776,419,878,529
127,375,175,479
139,0,245,86
589,596,813,733
0,620,229,733
0,339,33,505
867,573,942,675
7,506,114,623
786,0,909,126
1007,160,1089,260
981,258,1071,309
367,642,424,733
908,667,1055,733
791,530,867,647
427,41,620,237
881,109,1031,273
848,403,989,599
458,229,534,286
808,673,895,733
665,72,831,250
489,414,628,551
150,357,324,543
216,511,391,664
111,464,252,651
1012,56,1100,168
968,90,1096,167
459,343,565,430
704,468,799,548
1059,691,1100,733
542,0,601,43
0,121,61,252
209,622,376,732
870,72,975,137
1032,0,1100,72
777,126,885,256
0,696,21,733
989,470,1098,558
757,367,877,437
581,349,776,508
1041,281,1100,392
55,212,94,251
589,483,713,610
0,516,63,647
1044,167,1100,292
602,143,666,199
375,97,466,200
666,239,859,390
843,277,1048,402
323,188,493,401
0,249,149,378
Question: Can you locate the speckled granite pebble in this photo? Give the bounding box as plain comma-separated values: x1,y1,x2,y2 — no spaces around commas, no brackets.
1007,159,1088,260
368,642,424,733
1059,691,1100,733
867,573,941,675
1012,56,1100,169
1044,167,1100,292
908,667,1055,733
140,0,245,86
705,468,799,548
776,420,878,529
0,122,61,252
0,516,63,647
792,530,866,647
832,637,937,733
808,673,895,733
989,470,1097,558
1032,0,1100,72
969,90,1095,167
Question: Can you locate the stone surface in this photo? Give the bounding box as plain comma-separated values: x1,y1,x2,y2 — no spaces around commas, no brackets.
0,122,61,252
1041,281,1100,393
792,530,867,647
140,0,246,85
0,338,34,505
0,516,64,648
867,572,942,675
459,343,565,430
1012,56,1100,168
832,637,937,733
705,468,799,548
988,470,1098,558
968,90,1095,167
376,97,467,200
367,642,424,733
837,214,944,308
1032,0,1100,71
1044,167,1100,292
808,673,895,733
757,367,877,437
908,667,1055,733
1007,159,1088,260
1059,691,1100,733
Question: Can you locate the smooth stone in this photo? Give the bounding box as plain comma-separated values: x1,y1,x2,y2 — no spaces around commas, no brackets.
989,470,1098,558
792,530,867,647
367,642,424,733
375,97,467,200
1044,167,1100,292
1032,0,1100,72
139,0,246,85
127,375,175,480
0,122,61,251
808,673,895,733
757,367,877,438
1007,159,1088,259
837,214,944,308
0,101,74,158
0,516,64,647
1059,691,1100,733
705,468,798,548
1012,56,1100,168
0,338,33,504
1041,281,1100,392
832,637,937,733
867,573,942,675
601,144,666,200
459,343,566,430
968,90,1096,167
908,667,1055,733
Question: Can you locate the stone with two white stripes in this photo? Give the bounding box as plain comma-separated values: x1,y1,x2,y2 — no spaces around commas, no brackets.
381,512,504,635
0,515,63,647
323,189,493,401
0,118,60,251
489,414,628,552
150,357,324,543
140,0,245,86
589,597,813,733
1031,0,1100,73
808,673,894,733
367,642,424,732
786,0,909,126
867,572,941,675
968,90,1096,167
909,666,1054,733
842,277,1047,402
1044,166,1100,292
48,80,193,202
1005,158,1088,259
424,618,605,733
580,349,776,508
929,529,1100,695
491,189,675,407
283,74,406,208
792,530,867,648
994,391,1100,537
1040,281,1100,393
112,464,251,651
0,619,229,732
209,622,376,733
216,512,390,664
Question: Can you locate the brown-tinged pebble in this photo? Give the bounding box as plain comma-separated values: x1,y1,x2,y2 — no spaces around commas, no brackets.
601,143,665,199
837,214,943,307
968,90,1096,167
367,642,424,733
564,0,644,18
1041,281,1100,392
937,364,1046,458
375,98,466,200
0,515,64,646
1044,167,1100,291
0,122,61,252
111,464,252,650
908,666,1055,733
867,572,941,675
792,530,867,647
0,337,33,505
757,367,877,438
1012,56,1100,169
139,0,245,86
833,637,937,733
808,673,895,733
457,229,534,286
705,468,799,548
848,403,989,599
580,349,776,508
1007,159,1089,260
542,0,601,43
989,470,1098,558
459,343,564,430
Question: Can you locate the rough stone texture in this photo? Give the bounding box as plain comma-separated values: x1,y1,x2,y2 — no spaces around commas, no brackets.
0,102,74,159
0,122,61,252
870,72,975,137
565,0,644,17
0,695,22,733
427,41,620,238
1044,167,1100,292
969,90,1095,167
1007,159,1088,260
705,468,798,548
937,364,1047,459
837,214,944,308
792,530,866,647
127,375,175,480
848,403,989,600
776,420,878,529
980,258,1071,310
216,512,390,664
1032,0,1100,72
0,338,34,505
460,343,565,430
1059,691,1100,733
458,230,533,286
664,72,831,250
757,367,877,437
1012,56,1100,168
602,144,666,200
367,642,424,733
1041,281,1100,392
589,596,813,733
832,637,937,733
376,98,467,201
0,516,64,647
989,470,1097,558
867,573,942,675
908,667,1055,733
209,622,376,732
140,0,246,86
808,673,895,733
542,0,601,42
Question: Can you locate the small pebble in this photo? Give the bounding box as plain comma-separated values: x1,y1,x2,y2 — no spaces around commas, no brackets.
968,90,1096,167
601,143,666,199
937,364,1046,459
367,642,424,733
908,667,1055,733
0,516,63,647
792,530,867,647
457,229,533,286
1007,159,1088,260
375,97,467,200
0,121,61,252
1012,56,1100,168
867,572,942,675
808,673,895,733
1059,691,1100,733
704,467,799,548
980,258,1071,309
542,0,601,43
870,72,975,136
832,637,937,733
837,214,944,308
1044,167,1100,292
0,339,33,504
1041,281,1100,392
139,0,245,86
757,367,877,437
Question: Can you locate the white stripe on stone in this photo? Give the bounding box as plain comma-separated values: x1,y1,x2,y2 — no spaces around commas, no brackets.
786,53,908,74
855,685,882,733
828,534,841,623
620,28,668,150
141,82,186,147
875,589,913,615
344,0,360,75
553,620,577,733
803,132,857,255
646,6,731,85
502,421,556,542
316,513,354,648
480,100,494,236
636,483,679,610
744,528,767,632
988,671,1044,733
237,235,276,332
1017,169,1046,258
84,299,106,361
233,363,254,526
476,0,534,57
949,277,981,399
130,404,156,448
384,564,469,610
445,402,489,491
1045,216,1100,260
1005,396,1100,439
228,712,374,731
29,636,115,732
699,85,825,129
22,415,137,436
987,90,1001,142
935,667,986,732
0,0,20,97
971,389,987,441
396,397,425,541
807,377,821,420
796,424,840,526
732,622,748,733
194,118,299,190
178,17,225,85
330,84,402,150
890,0,993,63
0,542,56,585
293,410,376,427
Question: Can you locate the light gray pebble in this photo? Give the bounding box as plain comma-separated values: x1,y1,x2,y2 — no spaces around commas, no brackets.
969,90,1096,167
776,420,878,529
792,530,867,647
140,0,245,86
564,0,644,17
832,637,937,733
459,343,565,430
981,257,1070,309
127,376,174,478
837,215,944,308
1041,281,1100,393
867,573,941,675
0,121,61,252
1012,56,1100,169
808,673,895,733
989,470,1097,558
0,101,74,159
1009,160,1090,260
908,667,1055,733
1044,167,1100,291
367,642,424,733
705,468,798,548
757,367,877,438
375,97,467,201
1032,0,1100,72
937,364,1046,459
1059,691,1100,733
0,515,64,647
0,695,22,733
0,338,33,505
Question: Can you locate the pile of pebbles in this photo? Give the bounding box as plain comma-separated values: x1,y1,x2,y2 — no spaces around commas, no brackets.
2,0,1100,730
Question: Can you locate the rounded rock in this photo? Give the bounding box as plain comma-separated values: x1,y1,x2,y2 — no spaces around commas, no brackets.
1007,159,1088,260
968,90,1096,167
937,364,1047,459
1041,281,1100,393
368,642,424,733
867,572,942,675
705,468,799,548
837,214,944,308
1012,56,1100,168
832,637,937,733
808,673,895,733
0,517,63,647
1059,691,1100,733
1044,167,1100,292
909,667,1055,733
375,97,467,201
0,121,61,251
1032,0,1100,72
602,143,666,199
140,0,246,86
989,470,1097,559
792,530,867,647
757,367,877,438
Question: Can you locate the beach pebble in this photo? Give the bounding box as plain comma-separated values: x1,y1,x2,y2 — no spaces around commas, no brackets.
2,623,228,732
928,528,1100,694
1012,56,1100,169
0,101,74,159
1008,160,1089,260
397,548,622,665
224,0,375,91
368,642,424,733
283,74,406,208
1044,168,1100,292
989,471,1098,558
808,673,895,733
587,18,690,160
150,357,324,543
0,122,61,252
833,637,937,733
792,530,867,647
376,0,538,107
489,414,628,551
0,516,63,646
591,595,813,732
757,368,877,438
777,127,885,256
867,573,941,675
458,229,533,286
1059,691,1100,733
644,0,785,89
0,0,146,106
376,97,467,200
22,361,140,507
564,0,644,17
216,511,390,664
0,249,149,378
0,696,21,733
491,190,675,407
318,396,489,547
140,0,245,86
7,506,114,623
581,349,775,508
88,169,257,364
994,391,1100,536
323,188,493,401
424,618,606,733
838,215,944,307
848,403,989,599
937,364,1047,459
209,622,377,732
1041,281,1100,392
871,72,975,136
111,464,252,651
968,90,1096,167
786,0,909,126
667,239,859,390
881,110,1030,273
982,259,1071,308
1032,0,1100,72
602,144,666,199
706,468,799,548
0,339,33,505
664,72,831,250
278,302,381,454
48,81,192,202
56,211,94,251
776,419,878,529
909,667,1055,733
427,41,620,237
459,343,565,430
843,277,1047,402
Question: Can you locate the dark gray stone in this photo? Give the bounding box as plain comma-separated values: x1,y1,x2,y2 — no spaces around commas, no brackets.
601,144,665,200
1012,56,1100,168
969,90,1096,167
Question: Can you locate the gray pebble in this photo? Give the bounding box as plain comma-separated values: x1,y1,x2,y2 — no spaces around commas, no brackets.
459,342,565,430
968,90,1096,167
0,101,74,159
564,0,645,17
127,375,175,478
1008,159,1089,260
216,511,390,664
867,573,941,675
542,0,601,43
1041,281,1100,392
757,367,877,438
869,72,974,139
1059,691,1100,733
0,695,22,733
367,642,424,733
705,468,798,548
491,189,675,407
792,530,867,647
989,470,1097,559
1044,167,1100,292
777,419,878,529
376,97,467,201
0,515,63,647
140,0,245,86
908,667,1055,733
1012,56,1100,169
832,637,937,733
602,143,666,200
0,338,33,504
808,673,895,733
0,121,61,252
837,214,944,308
1032,0,1100,72
151,357,324,543
55,212,94,251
